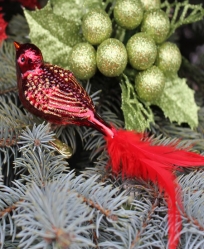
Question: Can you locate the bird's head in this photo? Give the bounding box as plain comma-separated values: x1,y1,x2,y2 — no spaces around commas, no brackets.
14,42,44,75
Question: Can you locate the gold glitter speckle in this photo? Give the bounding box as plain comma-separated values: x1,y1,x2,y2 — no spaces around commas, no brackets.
82,9,112,45
69,42,97,80
126,32,157,70
156,42,181,74
96,38,127,77
114,0,143,30
135,65,165,102
141,9,170,44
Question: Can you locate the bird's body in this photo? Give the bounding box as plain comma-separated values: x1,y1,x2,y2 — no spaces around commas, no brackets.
15,42,113,137
14,41,204,249
19,64,94,124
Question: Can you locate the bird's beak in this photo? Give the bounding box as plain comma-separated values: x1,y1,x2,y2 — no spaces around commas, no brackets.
13,41,21,51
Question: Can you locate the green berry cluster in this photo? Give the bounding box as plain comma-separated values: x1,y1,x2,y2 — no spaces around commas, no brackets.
68,0,182,102
69,9,127,79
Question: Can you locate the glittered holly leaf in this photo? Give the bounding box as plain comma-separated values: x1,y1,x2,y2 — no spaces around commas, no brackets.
154,76,199,129
50,0,103,23
24,2,82,68
161,0,204,38
121,75,154,132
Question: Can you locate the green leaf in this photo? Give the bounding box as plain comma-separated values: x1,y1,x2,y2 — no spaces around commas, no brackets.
50,0,103,23
24,2,83,68
161,0,204,38
154,75,199,129
121,75,154,132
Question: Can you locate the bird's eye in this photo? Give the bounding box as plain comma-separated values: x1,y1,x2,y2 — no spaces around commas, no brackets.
21,56,25,63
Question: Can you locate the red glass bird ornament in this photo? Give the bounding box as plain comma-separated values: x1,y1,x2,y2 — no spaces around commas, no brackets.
14,41,204,249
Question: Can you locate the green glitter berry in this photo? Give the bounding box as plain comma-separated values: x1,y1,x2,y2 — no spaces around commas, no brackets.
140,0,161,11
156,42,182,74
96,38,127,77
126,32,157,70
113,0,143,30
141,9,170,44
82,9,112,45
69,42,97,80
135,66,165,102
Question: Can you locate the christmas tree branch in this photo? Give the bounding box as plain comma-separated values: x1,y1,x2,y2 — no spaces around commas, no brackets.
178,171,204,247
0,200,23,218
130,199,160,248
0,87,18,95
0,137,17,147
10,124,139,248
0,42,16,89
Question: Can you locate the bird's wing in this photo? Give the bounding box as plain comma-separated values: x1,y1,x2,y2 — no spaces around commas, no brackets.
24,64,95,121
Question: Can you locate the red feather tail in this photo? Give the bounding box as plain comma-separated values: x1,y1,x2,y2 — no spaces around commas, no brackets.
105,129,204,249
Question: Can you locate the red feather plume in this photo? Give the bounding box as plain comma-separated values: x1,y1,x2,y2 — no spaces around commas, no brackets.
105,128,204,249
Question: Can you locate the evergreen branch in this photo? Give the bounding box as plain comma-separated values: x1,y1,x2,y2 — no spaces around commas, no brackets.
14,181,95,249
0,147,19,180
14,149,69,186
68,174,137,248
80,194,114,218
181,232,204,249
14,121,204,248
0,100,29,175
161,0,204,38
0,138,17,147
73,177,122,220
18,123,55,153
145,134,194,151
71,174,131,220
96,219,126,248
0,225,20,249
0,100,29,150
90,75,124,121
85,80,102,107
0,42,16,89
0,100,29,128
0,92,19,109
0,200,23,218
83,128,106,160
0,179,26,247
15,145,135,244
99,92,124,122
178,171,204,247
152,108,204,152
81,163,110,182
0,87,18,96
118,198,168,248
130,199,161,248
183,207,204,232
